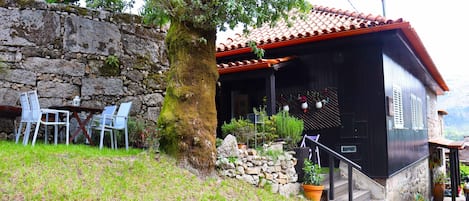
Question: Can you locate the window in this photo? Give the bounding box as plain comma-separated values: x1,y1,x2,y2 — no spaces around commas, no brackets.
393,85,404,129
411,94,424,129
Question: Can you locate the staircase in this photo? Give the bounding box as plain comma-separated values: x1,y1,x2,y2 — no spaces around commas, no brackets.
306,140,385,201
322,172,371,201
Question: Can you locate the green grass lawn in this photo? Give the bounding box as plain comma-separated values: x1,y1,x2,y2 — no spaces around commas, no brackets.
0,141,304,200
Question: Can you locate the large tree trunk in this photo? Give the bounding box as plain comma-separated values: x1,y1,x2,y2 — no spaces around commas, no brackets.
158,21,218,177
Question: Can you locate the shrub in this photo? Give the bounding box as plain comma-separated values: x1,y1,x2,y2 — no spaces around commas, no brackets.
221,118,253,145
303,159,324,185
273,111,304,150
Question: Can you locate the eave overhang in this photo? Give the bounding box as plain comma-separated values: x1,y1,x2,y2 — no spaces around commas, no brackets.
217,57,293,75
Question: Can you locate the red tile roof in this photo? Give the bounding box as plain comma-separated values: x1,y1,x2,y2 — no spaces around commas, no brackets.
216,5,404,54
216,5,449,93
217,57,293,75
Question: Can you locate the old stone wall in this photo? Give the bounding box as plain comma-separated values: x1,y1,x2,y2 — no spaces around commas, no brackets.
0,0,168,138
216,135,300,197
427,90,441,139
385,158,430,200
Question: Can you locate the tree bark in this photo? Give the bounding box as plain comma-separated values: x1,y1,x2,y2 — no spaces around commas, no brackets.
158,20,218,177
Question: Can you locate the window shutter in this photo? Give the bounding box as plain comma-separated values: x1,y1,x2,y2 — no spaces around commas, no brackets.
393,85,404,129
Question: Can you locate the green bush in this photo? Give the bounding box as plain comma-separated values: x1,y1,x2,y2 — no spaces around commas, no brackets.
303,159,324,185
221,118,253,145
273,111,304,150
460,163,469,180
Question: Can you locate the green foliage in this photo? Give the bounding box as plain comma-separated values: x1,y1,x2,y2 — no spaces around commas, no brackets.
258,148,284,161
105,55,119,67
461,163,469,180
100,55,121,76
215,138,223,147
273,111,304,150
86,0,134,12
221,118,253,145
227,156,237,164
45,0,79,4
302,159,323,185
433,169,446,184
142,0,312,32
444,127,465,141
126,117,160,152
414,193,427,201
253,107,278,143
248,41,265,59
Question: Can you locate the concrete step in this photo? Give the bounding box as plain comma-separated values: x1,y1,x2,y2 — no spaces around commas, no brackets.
328,189,371,201
322,176,371,201
323,178,348,198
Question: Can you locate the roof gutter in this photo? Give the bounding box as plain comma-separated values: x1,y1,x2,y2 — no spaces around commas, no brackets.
218,57,293,75
218,62,271,75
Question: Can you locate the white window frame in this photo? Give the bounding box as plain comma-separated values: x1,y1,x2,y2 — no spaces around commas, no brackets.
393,85,404,129
411,94,424,130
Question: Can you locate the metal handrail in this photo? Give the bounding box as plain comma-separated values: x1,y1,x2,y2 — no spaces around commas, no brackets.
308,139,361,201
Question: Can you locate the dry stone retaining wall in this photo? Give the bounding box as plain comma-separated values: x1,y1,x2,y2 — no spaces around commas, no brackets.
0,0,168,138
216,135,301,197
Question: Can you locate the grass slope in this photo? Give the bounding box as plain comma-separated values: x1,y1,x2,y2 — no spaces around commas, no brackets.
0,141,304,200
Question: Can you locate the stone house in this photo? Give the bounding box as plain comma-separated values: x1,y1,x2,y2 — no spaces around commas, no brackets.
215,5,449,200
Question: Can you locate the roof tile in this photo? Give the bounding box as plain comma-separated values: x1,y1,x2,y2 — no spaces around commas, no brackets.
216,5,405,53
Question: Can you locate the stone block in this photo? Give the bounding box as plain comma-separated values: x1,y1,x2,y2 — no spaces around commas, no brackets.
242,175,255,185
122,34,166,65
143,93,164,107
217,134,239,158
37,81,79,99
246,167,260,175
146,107,160,122
264,173,274,181
0,9,60,47
82,78,124,96
0,69,35,85
270,182,279,193
0,52,21,62
23,57,85,77
64,15,121,55
278,183,300,197
0,88,20,105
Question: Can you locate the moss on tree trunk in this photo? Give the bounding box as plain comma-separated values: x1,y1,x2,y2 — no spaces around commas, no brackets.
157,21,218,177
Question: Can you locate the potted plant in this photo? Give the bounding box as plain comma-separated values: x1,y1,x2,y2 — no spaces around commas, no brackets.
273,111,307,180
273,111,304,150
433,169,446,201
302,159,324,201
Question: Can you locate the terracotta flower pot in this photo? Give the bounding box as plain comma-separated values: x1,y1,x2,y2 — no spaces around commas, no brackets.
433,183,445,201
303,184,324,201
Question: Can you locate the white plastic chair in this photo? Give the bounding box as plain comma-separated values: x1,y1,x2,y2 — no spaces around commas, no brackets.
94,102,132,150
16,92,33,144
300,134,321,167
87,105,117,144
27,91,70,146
